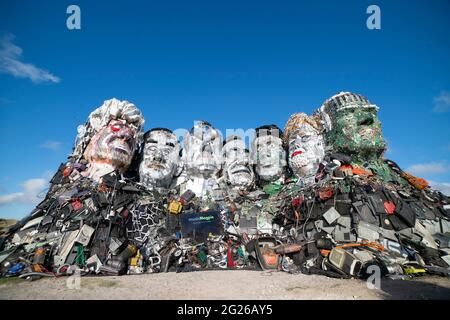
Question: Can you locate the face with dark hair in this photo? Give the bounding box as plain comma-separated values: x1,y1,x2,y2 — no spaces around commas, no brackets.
139,129,181,188
223,138,254,190
252,128,286,182
183,121,222,176
84,119,138,170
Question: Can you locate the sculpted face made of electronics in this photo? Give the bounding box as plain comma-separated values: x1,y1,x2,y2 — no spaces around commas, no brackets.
81,98,144,181
284,113,325,185
252,125,286,183
183,121,222,178
319,92,386,160
222,136,255,191
85,119,138,168
139,128,181,189
317,92,411,184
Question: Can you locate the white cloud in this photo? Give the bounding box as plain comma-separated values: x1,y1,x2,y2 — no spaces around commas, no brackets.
406,162,450,175
39,140,62,151
0,34,60,84
433,91,450,113
428,181,450,196
0,178,48,206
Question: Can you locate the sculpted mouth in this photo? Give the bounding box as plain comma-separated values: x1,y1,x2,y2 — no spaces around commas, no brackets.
148,163,166,170
291,150,303,158
231,168,250,175
360,128,374,137
112,144,130,155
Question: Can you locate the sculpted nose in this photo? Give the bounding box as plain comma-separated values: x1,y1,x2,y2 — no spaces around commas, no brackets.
202,144,212,153
116,126,132,139
153,150,163,161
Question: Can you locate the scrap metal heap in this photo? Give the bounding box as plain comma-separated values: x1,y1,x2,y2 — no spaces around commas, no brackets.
1,93,450,281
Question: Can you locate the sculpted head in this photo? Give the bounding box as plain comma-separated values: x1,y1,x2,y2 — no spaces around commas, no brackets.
74,98,144,180
183,121,222,178
319,92,386,159
251,125,286,183
222,135,255,191
284,113,325,183
139,128,181,189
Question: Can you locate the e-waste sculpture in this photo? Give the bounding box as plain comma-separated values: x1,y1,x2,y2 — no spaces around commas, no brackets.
1,94,449,280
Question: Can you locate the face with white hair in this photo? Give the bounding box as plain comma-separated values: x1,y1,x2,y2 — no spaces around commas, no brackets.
183,121,222,177
84,119,139,171
222,137,254,191
76,98,144,181
139,129,181,189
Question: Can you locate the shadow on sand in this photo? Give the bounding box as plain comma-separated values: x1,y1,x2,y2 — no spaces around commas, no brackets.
375,277,450,300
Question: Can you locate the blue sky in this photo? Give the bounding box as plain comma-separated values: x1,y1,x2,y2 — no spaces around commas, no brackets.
0,0,449,219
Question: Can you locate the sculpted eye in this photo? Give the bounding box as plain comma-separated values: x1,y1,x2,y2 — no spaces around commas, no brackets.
302,135,311,142
166,142,175,147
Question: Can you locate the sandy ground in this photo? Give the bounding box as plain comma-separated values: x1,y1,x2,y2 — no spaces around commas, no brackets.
1,270,450,300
